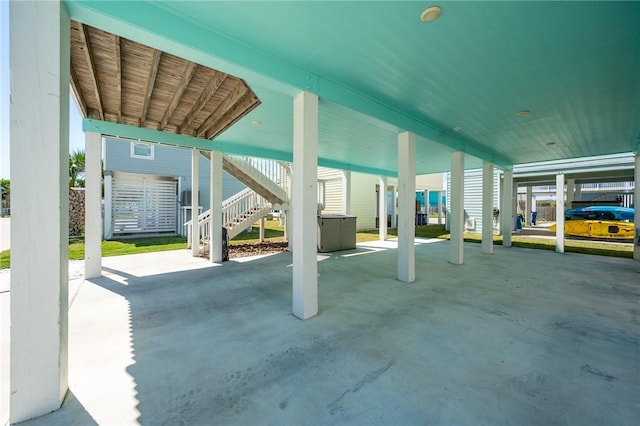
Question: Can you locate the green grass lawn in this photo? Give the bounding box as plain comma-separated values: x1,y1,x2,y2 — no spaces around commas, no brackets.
229,219,285,245
358,224,633,258
0,220,287,269
1,222,633,270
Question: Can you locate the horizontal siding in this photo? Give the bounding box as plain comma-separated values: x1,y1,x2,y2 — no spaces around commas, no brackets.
322,178,343,214
317,167,378,231
105,137,245,210
317,167,343,180
350,172,377,231
447,168,501,234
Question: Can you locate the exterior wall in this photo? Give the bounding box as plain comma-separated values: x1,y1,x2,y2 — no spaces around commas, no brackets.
318,167,377,231
447,168,501,234
388,172,445,191
415,173,445,190
69,188,85,236
318,167,343,213
104,137,245,209
350,172,377,230
319,167,447,231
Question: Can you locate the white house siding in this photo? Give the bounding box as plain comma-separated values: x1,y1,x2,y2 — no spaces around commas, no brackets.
447,168,501,234
415,173,445,190
317,167,344,213
349,172,377,230
317,167,377,231
104,137,245,210
319,167,446,231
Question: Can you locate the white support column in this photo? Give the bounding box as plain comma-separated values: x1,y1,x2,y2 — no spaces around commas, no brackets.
390,185,397,228
209,151,223,262
397,132,416,282
342,170,351,215
575,183,582,202
501,170,513,247
85,132,102,279
526,186,533,226
482,162,494,255
292,91,318,320
450,152,465,264
556,173,565,253
437,190,443,225
259,217,266,243
566,178,575,207
379,176,388,241
10,2,70,422
634,154,639,261
191,150,200,257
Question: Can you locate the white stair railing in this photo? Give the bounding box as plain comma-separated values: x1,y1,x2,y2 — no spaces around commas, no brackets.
185,155,293,254
223,155,291,205
233,156,291,199
185,188,270,249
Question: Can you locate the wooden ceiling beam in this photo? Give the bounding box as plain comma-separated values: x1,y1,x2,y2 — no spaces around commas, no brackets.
206,93,261,139
77,23,104,120
114,34,122,123
178,71,228,135
196,80,248,138
69,66,88,117
158,61,198,131
141,49,162,127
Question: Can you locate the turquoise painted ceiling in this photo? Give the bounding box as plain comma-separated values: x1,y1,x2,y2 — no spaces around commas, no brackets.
66,0,640,176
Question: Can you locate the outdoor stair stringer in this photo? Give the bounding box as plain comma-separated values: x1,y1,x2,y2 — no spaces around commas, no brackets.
201,203,273,256
225,203,273,240
200,151,289,207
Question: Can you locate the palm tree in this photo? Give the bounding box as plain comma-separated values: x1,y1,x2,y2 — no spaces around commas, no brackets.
69,149,86,187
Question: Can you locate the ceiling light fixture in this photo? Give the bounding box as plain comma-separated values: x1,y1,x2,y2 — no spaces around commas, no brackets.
517,110,529,117
453,126,462,132
251,120,262,126
420,6,442,22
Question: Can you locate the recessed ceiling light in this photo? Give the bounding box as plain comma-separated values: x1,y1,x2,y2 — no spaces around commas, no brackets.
517,110,529,117
251,120,262,126
452,126,462,132
420,6,442,22
546,141,556,147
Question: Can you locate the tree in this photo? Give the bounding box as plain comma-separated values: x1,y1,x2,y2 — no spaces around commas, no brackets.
0,179,9,210
69,149,86,188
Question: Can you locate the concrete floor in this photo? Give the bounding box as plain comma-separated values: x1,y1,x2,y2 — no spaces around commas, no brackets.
4,239,640,425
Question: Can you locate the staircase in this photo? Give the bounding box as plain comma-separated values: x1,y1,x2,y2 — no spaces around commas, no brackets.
200,152,290,206
185,154,291,255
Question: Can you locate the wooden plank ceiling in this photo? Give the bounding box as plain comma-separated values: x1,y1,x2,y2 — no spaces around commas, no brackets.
70,21,261,140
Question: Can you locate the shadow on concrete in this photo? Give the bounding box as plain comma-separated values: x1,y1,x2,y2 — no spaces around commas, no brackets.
89,253,299,425
17,391,98,426
17,243,640,425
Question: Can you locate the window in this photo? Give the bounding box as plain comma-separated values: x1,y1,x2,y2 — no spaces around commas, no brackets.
130,142,154,160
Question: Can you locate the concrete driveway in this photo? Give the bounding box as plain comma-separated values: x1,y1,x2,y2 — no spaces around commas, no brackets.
4,240,638,426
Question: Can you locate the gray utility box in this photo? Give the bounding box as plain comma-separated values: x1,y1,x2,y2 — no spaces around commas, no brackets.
317,215,357,252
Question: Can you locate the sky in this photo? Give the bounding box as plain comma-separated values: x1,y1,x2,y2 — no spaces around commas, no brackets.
0,1,86,180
